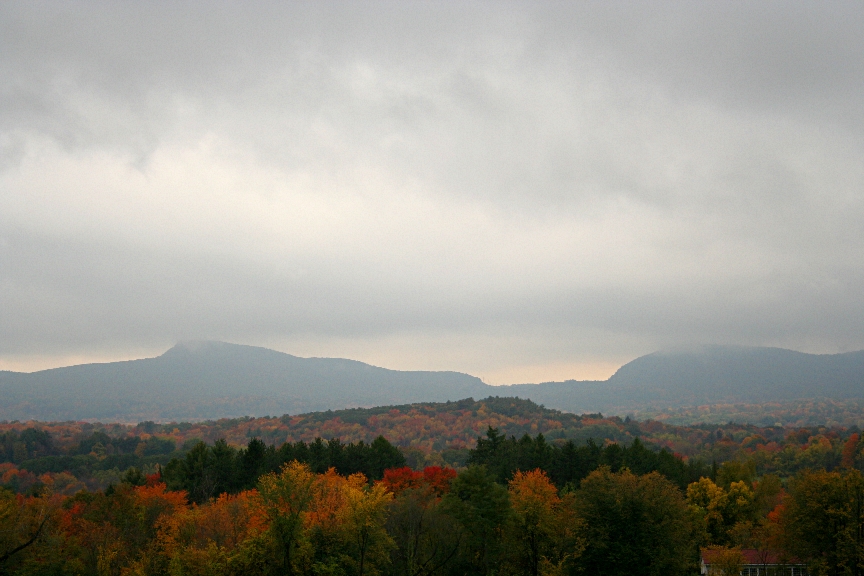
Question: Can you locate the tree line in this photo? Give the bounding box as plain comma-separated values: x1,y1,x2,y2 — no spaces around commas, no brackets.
2,459,695,575
161,436,406,503
158,428,705,505
4,429,864,575
468,427,711,489
5,396,864,495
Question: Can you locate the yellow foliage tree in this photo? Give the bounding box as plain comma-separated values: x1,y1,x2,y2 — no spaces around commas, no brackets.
339,473,394,576
258,460,317,576
687,477,754,545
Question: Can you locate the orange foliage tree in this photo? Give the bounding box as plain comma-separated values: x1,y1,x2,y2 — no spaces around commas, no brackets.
508,469,582,576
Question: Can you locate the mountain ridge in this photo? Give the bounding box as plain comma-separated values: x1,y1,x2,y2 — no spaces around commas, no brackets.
500,346,864,413
0,341,491,421
2,341,864,422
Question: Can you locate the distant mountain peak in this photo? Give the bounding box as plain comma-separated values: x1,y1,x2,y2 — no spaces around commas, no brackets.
0,341,489,421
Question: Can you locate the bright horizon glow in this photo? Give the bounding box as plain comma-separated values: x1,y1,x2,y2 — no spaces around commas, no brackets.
0,344,623,384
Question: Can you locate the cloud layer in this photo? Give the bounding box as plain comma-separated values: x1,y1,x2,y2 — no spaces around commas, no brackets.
2,2,863,382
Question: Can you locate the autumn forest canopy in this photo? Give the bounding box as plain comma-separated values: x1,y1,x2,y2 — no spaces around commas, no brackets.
3,397,864,574
4,0,864,572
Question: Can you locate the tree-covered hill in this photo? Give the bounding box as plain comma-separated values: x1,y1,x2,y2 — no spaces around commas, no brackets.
1,397,860,494
4,397,864,576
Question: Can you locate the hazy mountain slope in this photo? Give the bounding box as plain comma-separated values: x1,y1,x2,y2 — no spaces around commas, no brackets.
2,343,864,422
500,380,607,414
500,346,864,414
0,341,490,421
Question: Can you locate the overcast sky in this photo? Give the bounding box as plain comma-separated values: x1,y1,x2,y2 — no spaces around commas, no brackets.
1,1,863,383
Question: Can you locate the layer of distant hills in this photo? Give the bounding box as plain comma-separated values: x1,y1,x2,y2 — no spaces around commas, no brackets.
1,341,863,422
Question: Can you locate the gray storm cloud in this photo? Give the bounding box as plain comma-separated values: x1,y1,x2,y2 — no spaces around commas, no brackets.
1,1,863,382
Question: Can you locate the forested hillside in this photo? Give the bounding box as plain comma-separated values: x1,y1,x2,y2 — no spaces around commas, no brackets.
4,401,864,575
631,397,864,427
1,397,860,495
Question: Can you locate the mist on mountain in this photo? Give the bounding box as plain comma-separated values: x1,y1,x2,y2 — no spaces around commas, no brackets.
1,341,862,422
